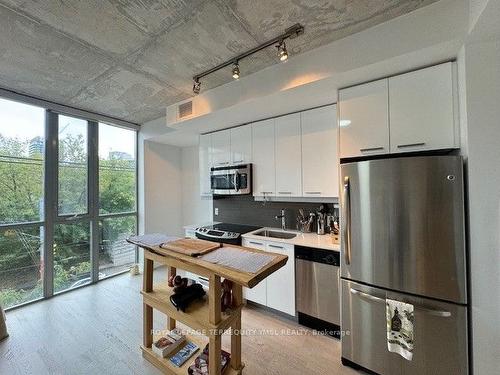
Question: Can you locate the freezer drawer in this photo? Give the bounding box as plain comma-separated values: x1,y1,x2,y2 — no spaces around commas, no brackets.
341,280,468,375
340,155,467,304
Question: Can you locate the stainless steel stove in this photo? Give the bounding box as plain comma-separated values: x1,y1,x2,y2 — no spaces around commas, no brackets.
195,223,261,245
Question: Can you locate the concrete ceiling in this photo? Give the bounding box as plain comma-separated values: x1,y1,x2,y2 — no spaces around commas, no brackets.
0,0,438,124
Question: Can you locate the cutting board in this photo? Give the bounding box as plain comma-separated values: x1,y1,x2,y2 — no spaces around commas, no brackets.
159,238,220,257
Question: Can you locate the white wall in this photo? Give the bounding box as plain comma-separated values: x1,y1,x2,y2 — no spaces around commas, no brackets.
463,2,500,372
139,139,183,237
181,146,213,227
138,127,212,248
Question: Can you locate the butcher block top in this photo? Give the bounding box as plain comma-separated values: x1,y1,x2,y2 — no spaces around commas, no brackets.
160,238,219,256
128,237,288,288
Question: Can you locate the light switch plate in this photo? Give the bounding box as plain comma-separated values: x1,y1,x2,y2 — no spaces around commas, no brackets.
215,208,219,216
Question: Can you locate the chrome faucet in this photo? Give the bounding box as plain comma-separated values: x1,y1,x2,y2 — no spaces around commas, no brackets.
275,208,286,230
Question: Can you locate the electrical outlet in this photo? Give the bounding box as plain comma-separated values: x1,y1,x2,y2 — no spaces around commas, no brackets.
215,208,219,216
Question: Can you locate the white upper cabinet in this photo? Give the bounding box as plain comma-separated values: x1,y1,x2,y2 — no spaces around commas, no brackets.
252,119,276,196
301,105,338,197
198,134,212,196
339,79,390,159
275,113,302,197
230,125,252,164
211,129,231,166
389,62,458,153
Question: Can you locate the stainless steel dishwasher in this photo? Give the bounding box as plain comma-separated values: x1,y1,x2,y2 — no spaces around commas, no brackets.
295,245,341,338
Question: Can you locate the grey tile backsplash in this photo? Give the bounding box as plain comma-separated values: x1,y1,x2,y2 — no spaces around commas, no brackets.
213,195,338,230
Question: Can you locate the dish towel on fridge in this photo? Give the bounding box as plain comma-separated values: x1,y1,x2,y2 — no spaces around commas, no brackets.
386,298,414,361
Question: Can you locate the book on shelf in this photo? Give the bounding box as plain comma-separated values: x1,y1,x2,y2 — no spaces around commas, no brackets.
169,341,199,367
188,344,231,374
152,328,186,358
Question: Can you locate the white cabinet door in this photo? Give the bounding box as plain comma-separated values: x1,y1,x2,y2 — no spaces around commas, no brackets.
275,113,302,197
389,62,458,153
265,242,295,316
211,129,231,167
230,125,252,164
301,105,339,198
242,238,267,305
252,119,276,197
339,79,390,158
198,134,212,196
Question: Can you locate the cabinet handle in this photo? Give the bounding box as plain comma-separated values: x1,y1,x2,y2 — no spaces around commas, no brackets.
268,244,284,249
397,142,426,149
305,192,321,195
233,159,244,163
248,241,263,246
217,162,230,165
278,191,292,195
360,147,384,152
261,191,273,194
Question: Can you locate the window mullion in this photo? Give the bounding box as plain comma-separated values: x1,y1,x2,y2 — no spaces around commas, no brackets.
43,110,58,298
88,121,99,284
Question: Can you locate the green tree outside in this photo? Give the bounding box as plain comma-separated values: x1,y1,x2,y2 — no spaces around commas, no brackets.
0,132,136,308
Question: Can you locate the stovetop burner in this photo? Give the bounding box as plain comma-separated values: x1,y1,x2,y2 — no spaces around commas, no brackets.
194,223,262,245
206,223,261,234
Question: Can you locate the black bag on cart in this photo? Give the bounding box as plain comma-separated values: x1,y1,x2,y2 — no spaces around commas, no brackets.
170,283,206,312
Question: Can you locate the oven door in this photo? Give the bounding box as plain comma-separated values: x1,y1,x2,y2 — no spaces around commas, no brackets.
210,165,251,195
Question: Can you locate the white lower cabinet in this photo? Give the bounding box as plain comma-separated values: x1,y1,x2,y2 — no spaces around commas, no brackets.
265,241,295,316
242,238,295,316
241,238,267,305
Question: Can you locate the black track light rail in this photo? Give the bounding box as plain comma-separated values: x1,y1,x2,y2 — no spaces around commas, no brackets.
192,23,304,82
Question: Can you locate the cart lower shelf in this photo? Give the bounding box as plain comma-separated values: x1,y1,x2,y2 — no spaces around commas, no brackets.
141,334,244,375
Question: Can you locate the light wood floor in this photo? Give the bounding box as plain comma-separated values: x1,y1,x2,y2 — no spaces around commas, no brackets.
0,268,362,375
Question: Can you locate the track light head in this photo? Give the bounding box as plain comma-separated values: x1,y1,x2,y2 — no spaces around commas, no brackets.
193,78,201,94
232,62,240,79
277,41,288,61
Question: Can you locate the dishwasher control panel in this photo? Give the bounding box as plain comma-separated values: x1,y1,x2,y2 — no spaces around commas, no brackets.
295,245,340,266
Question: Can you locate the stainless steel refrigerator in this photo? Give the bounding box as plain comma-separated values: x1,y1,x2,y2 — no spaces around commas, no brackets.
340,155,468,374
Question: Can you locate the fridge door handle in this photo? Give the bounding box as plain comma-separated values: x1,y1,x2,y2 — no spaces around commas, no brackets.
350,288,452,317
350,288,385,303
414,306,452,318
342,176,351,265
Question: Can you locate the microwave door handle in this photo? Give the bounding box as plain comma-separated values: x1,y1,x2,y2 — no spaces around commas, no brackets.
342,176,351,265
233,172,239,192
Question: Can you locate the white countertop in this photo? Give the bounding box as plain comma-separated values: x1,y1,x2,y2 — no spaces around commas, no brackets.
242,227,340,252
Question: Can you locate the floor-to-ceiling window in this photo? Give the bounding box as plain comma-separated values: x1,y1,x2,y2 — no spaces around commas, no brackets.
98,123,137,279
0,97,138,309
0,98,45,308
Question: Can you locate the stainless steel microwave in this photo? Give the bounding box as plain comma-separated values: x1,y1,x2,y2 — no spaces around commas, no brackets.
210,164,252,196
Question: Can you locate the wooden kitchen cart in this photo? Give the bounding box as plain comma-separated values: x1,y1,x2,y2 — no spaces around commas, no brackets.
137,242,288,375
